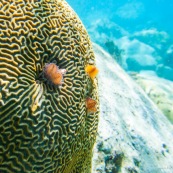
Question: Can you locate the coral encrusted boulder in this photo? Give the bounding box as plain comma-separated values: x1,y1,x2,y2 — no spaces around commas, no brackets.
130,71,173,124
92,43,173,173
0,0,99,172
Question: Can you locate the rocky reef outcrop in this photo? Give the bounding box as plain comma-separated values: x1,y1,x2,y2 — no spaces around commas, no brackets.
130,71,173,124
92,43,173,173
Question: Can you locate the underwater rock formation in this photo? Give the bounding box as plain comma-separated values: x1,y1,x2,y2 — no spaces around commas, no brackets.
0,0,99,172
130,71,173,124
104,40,124,67
92,43,173,173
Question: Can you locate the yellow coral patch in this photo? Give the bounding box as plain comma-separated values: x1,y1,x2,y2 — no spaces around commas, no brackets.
31,101,38,113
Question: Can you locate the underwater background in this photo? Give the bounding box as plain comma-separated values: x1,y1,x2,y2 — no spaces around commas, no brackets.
67,0,173,81
0,1,173,172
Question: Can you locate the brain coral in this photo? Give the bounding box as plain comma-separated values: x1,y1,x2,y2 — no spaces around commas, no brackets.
0,0,99,172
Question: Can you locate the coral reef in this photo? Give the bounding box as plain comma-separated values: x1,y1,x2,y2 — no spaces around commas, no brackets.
0,0,99,172
130,71,173,123
104,40,124,66
92,43,173,173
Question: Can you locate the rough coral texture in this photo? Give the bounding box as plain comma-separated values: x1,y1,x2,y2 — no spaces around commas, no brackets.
130,72,173,123
0,0,99,172
92,43,173,173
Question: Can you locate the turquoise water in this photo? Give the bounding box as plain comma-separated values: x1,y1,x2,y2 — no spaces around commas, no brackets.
67,0,173,81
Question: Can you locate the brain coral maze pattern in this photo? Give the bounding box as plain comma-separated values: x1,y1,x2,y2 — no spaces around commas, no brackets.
0,0,99,172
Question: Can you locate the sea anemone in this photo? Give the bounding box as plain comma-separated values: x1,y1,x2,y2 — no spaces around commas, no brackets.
43,63,66,86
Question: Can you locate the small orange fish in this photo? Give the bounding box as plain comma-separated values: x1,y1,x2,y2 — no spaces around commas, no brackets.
43,63,66,85
86,97,97,113
85,65,99,79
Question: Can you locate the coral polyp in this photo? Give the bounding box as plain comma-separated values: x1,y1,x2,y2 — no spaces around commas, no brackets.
43,63,66,86
86,97,97,113
85,64,99,79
